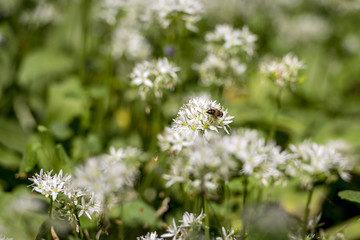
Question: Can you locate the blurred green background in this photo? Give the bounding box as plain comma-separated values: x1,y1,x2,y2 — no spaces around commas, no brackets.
0,0,360,239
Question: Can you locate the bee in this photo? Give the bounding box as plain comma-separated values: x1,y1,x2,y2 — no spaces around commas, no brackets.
206,108,223,118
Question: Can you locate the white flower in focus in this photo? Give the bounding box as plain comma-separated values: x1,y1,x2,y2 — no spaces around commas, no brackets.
130,58,180,99
137,232,163,240
28,169,71,201
180,210,206,228
216,226,235,240
152,0,204,32
261,53,305,89
161,218,182,239
172,96,234,136
78,193,100,220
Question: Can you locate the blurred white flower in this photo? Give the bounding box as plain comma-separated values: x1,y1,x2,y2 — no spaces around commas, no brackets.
277,14,331,46
137,232,163,240
205,24,257,57
98,0,127,25
172,96,234,136
112,25,151,60
152,0,204,32
196,24,256,86
288,140,354,189
261,53,305,89
130,58,180,99
72,146,140,206
20,0,59,27
0,236,13,240
158,126,195,153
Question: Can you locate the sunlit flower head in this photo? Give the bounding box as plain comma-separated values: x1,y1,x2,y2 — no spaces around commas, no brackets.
130,58,180,99
28,169,71,201
261,53,305,89
137,232,163,240
172,96,234,137
288,140,354,189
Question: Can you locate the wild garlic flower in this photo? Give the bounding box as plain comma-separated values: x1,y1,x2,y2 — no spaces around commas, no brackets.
98,0,127,25
161,211,206,239
205,24,257,57
137,232,163,240
28,169,100,225
72,146,140,206
28,169,71,201
221,128,292,186
288,140,354,189
195,54,247,86
112,25,151,60
172,97,234,136
196,24,257,86
163,132,235,192
216,227,236,240
20,1,59,27
157,126,195,153
261,53,305,89
152,0,204,32
130,58,180,99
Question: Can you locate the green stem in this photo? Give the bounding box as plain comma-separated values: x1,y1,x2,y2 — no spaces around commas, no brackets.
303,187,314,239
269,88,282,142
203,196,210,240
80,0,91,83
242,176,248,240
119,203,124,240
48,198,53,240
224,182,231,227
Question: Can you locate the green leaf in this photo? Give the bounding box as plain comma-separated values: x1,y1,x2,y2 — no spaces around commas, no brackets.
120,199,161,228
0,118,28,152
18,49,74,87
47,77,89,125
19,141,42,174
338,190,360,204
0,147,21,169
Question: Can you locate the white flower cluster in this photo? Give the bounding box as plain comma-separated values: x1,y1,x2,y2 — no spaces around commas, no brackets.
20,1,58,27
222,128,292,186
205,25,257,57
28,169,100,227
138,211,236,240
112,25,151,60
161,211,206,239
163,133,235,191
196,24,257,86
152,0,204,32
172,96,234,136
288,140,353,189
137,232,163,240
130,58,180,99
72,146,141,206
98,0,127,25
260,53,305,89
157,126,195,153
216,227,236,240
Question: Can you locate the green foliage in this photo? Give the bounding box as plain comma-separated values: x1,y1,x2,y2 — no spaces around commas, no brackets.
338,190,360,204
